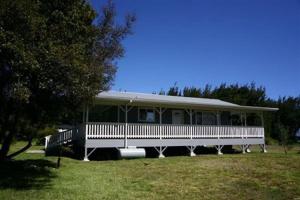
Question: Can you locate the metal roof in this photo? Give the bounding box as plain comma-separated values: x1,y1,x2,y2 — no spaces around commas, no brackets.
95,91,278,112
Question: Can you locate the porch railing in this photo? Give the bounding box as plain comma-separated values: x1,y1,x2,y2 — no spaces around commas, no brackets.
46,129,75,149
85,122,264,139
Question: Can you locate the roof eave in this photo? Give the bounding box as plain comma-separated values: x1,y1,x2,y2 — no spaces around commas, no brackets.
94,96,279,112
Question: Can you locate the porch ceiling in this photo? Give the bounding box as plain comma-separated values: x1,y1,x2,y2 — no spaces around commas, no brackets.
94,91,278,112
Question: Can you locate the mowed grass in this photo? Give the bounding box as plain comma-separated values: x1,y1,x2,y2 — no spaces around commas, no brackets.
0,143,299,200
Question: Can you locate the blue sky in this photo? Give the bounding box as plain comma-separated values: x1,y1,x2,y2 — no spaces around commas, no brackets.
91,0,300,99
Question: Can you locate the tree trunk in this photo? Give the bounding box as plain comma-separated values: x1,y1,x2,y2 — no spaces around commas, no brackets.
283,144,287,155
7,137,32,159
0,130,14,161
0,113,19,161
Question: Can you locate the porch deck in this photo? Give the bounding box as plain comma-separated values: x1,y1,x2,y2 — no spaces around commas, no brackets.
45,122,266,160
83,122,265,158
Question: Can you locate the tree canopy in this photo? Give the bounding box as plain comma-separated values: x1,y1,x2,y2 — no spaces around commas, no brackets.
0,0,135,160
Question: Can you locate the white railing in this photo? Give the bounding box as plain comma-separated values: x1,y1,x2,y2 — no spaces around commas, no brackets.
46,129,75,149
85,122,264,139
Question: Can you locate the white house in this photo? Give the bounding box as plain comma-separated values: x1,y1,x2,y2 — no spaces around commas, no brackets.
45,91,279,160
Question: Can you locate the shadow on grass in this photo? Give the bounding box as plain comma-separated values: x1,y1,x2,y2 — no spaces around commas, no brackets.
0,159,57,190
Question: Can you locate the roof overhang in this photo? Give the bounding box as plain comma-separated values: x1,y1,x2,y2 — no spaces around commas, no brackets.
94,91,279,112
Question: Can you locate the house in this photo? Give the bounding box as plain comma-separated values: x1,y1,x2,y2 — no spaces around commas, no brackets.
46,91,278,161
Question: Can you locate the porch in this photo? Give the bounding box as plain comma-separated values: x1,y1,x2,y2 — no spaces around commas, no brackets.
84,122,265,158
81,103,267,160
45,91,278,160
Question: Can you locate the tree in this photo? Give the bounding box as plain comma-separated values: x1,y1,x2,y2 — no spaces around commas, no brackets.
276,96,300,141
183,87,201,97
0,0,135,161
167,82,181,96
278,123,289,154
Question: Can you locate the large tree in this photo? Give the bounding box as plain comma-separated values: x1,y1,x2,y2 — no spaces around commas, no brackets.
0,0,135,161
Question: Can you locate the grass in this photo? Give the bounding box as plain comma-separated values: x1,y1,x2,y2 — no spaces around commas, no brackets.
0,143,299,200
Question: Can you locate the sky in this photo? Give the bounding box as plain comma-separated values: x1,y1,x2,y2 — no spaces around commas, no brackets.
91,0,300,99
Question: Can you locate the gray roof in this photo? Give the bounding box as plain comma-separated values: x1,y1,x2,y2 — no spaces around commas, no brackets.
95,91,278,112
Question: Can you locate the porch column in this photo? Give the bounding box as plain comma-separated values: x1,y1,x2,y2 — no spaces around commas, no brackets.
156,107,166,158
189,109,196,156
189,109,193,139
159,107,162,140
83,105,89,161
125,105,128,148
216,111,223,155
240,112,243,126
82,106,85,123
217,111,221,125
217,111,221,138
117,105,120,123
240,111,246,154
244,112,251,153
159,107,164,158
260,112,267,153
86,105,89,122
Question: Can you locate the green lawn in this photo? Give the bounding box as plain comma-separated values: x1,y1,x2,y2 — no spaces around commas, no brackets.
0,143,299,200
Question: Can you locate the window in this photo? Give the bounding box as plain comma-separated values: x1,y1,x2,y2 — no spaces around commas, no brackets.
220,111,231,125
231,112,242,126
138,108,155,122
202,112,217,125
195,112,202,125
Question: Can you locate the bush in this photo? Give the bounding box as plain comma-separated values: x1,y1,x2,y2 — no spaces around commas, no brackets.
265,137,278,145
